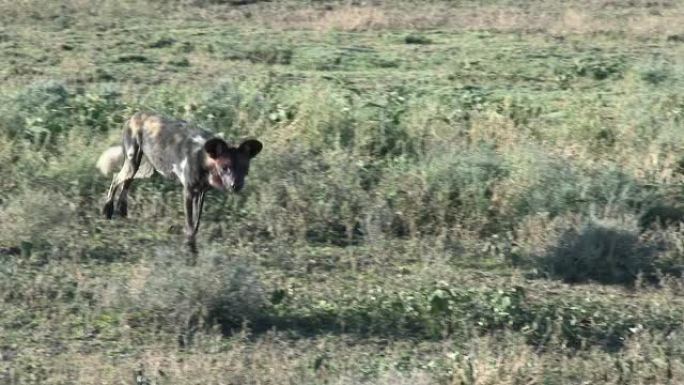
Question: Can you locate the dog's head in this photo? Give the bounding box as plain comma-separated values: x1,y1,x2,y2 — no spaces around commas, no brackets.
204,138,263,192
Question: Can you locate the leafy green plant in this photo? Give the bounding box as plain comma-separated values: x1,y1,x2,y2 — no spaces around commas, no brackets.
572,57,626,80
1,80,70,145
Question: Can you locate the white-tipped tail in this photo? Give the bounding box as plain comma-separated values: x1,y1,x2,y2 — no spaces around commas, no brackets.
96,145,155,178
96,146,124,176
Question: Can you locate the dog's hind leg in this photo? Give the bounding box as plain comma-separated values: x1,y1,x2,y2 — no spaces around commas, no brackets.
115,145,143,218
103,127,143,219
103,146,126,219
103,154,141,219
103,173,121,219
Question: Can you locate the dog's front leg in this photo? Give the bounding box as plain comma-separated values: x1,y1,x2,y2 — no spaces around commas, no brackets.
192,191,206,236
183,188,197,246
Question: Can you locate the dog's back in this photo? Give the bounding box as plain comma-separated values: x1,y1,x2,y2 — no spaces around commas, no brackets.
96,113,200,181
125,112,210,179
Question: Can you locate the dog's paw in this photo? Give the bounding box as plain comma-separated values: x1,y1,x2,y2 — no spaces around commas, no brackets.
185,236,198,257
102,201,114,219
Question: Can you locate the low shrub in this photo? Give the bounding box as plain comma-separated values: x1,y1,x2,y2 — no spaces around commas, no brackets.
127,251,268,343
539,217,659,285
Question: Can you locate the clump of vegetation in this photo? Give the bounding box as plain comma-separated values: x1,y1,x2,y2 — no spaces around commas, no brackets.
404,34,432,45
540,218,660,285
229,45,294,65
0,81,126,146
0,189,74,260
127,252,268,343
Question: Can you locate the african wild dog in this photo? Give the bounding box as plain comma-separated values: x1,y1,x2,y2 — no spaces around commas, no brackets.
97,112,263,247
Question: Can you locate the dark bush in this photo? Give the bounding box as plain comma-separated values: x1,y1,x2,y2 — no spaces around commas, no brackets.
404,34,432,45
540,220,658,285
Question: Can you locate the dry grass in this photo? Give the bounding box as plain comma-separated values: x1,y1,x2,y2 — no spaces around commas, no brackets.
12,332,683,384
219,2,684,37
2,0,684,37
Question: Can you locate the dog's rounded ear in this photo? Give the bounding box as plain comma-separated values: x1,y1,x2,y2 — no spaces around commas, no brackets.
204,137,230,159
239,139,263,159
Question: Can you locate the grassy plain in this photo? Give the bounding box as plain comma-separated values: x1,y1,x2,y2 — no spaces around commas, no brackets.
1,0,684,383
